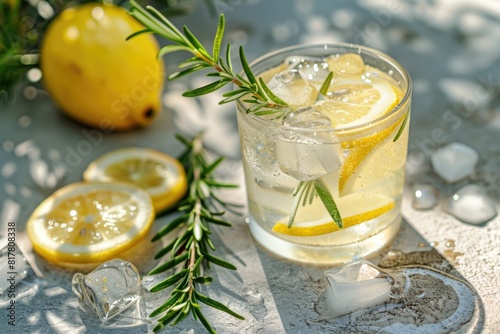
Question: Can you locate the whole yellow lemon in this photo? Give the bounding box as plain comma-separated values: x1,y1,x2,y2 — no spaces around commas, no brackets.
41,3,164,131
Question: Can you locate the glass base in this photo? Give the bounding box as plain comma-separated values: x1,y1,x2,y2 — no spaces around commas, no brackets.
249,216,402,265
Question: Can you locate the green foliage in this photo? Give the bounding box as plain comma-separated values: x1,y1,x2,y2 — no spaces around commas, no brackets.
129,0,289,117
148,134,244,333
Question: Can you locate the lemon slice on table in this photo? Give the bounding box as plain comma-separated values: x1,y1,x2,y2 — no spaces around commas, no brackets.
272,193,394,237
27,182,154,264
83,148,187,213
313,79,398,128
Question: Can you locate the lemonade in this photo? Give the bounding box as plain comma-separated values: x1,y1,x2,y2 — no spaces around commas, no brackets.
237,44,411,264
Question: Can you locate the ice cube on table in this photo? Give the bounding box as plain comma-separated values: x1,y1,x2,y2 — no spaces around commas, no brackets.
430,142,479,183
412,184,439,210
72,259,142,320
276,107,342,181
443,184,497,226
242,286,267,322
0,244,29,295
285,55,331,84
266,69,317,107
319,261,481,331
324,260,401,318
0,242,39,304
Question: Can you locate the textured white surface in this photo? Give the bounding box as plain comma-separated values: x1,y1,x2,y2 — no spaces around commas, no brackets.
1,0,499,333
403,193,500,333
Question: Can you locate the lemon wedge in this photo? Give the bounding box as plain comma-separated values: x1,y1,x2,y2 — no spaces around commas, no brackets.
272,193,394,237
314,79,398,128
27,182,155,263
83,148,187,213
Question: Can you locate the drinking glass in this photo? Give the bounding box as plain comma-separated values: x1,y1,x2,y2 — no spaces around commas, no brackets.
236,43,412,265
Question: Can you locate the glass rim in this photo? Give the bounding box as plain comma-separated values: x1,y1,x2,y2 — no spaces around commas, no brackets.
236,42,412,133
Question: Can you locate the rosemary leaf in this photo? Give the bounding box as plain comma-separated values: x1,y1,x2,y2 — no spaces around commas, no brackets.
157,309,180,326
152,214,187,241
175,134,193,147
178,56,208,68
239,46,258,87
150,292,183,317
201,251,237,270
171,232,191,256
212,14,225,61
259,77,288,105
203,180,239,188
182,79,230,97
288,181,310,228
393,110,410,142
203,156,224,175
313,178,343,228
150,269,189,292
220,90,249,104
192,254,204,271
144,4,186,42
319,71,334,96
204,216,232,226
152,323,165,333
154,240,176,260
195,291,245,320
193,276,213,284
225,43,233,72
158,44,193,58
182,25,212,60
125,28,152,41
194,307,216,334
149,253,189,275
168,64,207,80
172,309,190,325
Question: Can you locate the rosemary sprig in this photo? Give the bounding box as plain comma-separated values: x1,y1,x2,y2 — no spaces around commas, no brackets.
128,0,289,117
148,134,244,333
128,0,343,228
289,178,343,229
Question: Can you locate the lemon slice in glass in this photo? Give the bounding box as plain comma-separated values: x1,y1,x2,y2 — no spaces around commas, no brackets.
27,182,154,264
272,193,394,237
313,78,405,194
339,120,407,195
313,79,398,128
83,148,187,213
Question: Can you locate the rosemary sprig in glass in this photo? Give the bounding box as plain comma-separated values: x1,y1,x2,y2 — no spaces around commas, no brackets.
286,72,342,228
148,134,244,333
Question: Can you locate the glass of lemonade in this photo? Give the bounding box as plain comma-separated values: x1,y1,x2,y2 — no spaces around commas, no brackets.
236,43,412,265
